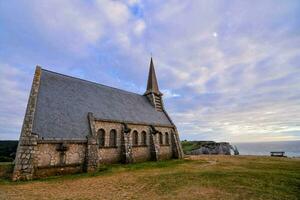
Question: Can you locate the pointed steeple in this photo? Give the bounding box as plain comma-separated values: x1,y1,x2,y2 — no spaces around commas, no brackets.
144,57,162,96
144,57,164,112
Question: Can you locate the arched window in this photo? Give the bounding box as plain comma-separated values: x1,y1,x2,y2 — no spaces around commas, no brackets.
109,129,117,147
133,130,138,145
141,131,147,145
98,129,105,147
165,132,169,145
159,132,163,145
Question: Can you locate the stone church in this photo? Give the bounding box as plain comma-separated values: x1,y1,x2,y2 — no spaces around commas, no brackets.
13,58,183,180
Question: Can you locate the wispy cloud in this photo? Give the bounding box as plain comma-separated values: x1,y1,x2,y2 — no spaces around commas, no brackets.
0,64,32,140
0,0,299,141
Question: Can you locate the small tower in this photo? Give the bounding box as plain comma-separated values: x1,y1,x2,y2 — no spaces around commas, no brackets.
144,58,163,112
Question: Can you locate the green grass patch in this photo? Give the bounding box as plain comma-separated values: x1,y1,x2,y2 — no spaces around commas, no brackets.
181,140,203,153
0,159,189,185
1,156,299,200
95,159,189,175
139,157,300,199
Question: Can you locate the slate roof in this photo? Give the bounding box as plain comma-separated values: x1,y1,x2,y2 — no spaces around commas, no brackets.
32,69,172,139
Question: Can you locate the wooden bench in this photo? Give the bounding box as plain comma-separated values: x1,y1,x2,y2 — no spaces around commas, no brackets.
270,151,286,157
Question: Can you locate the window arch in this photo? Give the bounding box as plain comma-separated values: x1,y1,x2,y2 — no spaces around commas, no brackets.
109,129,117,147
141,131,147,145
159,132,163,145
98,129,105,147
165,132,169,145
133,130,139,146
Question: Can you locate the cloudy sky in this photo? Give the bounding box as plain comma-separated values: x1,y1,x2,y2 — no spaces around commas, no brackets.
0,0,300,142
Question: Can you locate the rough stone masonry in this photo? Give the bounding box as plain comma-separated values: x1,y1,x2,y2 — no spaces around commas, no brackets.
12,58,184,181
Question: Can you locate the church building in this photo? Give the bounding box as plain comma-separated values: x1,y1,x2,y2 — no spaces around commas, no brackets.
12,58,184,180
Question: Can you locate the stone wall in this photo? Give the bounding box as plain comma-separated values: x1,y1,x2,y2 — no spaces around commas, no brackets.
66,144,86,164
14,115,180,180
132,146,151,162
94,120,174,164
98,148,121,164
152,126,173,160
37,143,59,166
36,143,86,167
159,146,172,160
33,142,86,178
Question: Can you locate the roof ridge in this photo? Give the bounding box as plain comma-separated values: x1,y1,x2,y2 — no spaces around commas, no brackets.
41,68,143,97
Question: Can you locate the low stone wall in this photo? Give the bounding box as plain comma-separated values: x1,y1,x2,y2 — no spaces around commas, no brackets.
31,136,174,178
66,144,86,164
159,145,172,160
132,146,151,162
37,144,60,166
36,143,86,167
33,142,86,178
98,147,121,164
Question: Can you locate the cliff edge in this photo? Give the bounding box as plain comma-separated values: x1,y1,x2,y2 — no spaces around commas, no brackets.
182,141,239,155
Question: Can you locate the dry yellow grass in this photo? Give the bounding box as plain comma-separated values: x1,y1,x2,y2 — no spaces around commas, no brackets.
0,155,299,200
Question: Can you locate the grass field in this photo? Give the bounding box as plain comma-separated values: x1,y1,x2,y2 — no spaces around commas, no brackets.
0,155,299,200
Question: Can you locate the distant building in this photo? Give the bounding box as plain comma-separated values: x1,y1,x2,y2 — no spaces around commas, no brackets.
13,58,183,180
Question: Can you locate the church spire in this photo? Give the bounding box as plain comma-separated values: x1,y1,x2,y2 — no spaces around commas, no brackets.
144,57,162,96
144,57,163,112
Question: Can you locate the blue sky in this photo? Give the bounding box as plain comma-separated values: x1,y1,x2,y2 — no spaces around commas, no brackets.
0,0,300,142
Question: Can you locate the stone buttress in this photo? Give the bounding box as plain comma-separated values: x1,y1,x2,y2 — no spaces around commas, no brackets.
12,66,41,181
85,113,99,172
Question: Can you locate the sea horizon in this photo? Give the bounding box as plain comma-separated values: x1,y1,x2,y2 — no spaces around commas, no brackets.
233,140,300,157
